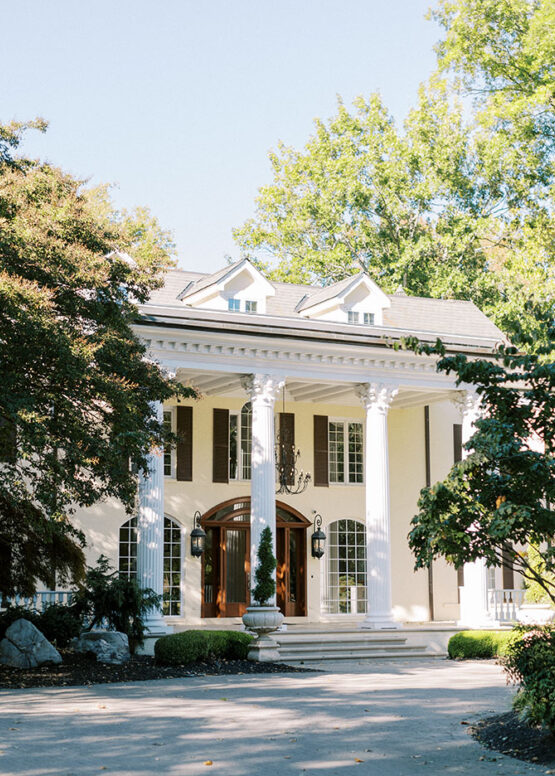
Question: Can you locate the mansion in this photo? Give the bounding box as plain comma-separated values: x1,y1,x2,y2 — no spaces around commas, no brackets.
72,259,515,637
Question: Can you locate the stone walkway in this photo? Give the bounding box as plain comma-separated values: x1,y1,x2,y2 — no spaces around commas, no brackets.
0,659,547,775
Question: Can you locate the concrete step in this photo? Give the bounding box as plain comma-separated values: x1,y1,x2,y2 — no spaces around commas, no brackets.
281,650,446,663
273,629,441,662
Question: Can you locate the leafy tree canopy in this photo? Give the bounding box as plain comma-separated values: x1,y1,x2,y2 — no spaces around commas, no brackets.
407,332,555,603
0,121,193,597
234,0,554,354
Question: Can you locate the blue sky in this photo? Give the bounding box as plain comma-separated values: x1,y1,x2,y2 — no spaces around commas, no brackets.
2,1,440,273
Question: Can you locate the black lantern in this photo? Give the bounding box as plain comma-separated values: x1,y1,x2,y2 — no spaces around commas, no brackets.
190,511,206,557
311,514,326,559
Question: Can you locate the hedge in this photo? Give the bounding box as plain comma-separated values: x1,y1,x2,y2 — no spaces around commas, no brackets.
448,630,515,659
0,604,82,648
154,630,253,665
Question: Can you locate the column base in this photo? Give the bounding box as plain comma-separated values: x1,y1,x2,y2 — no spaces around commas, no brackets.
360,615,401,630
144,615,172,636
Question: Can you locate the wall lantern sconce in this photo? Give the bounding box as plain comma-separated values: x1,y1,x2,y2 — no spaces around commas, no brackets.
190,511,206,557
311,514,326,559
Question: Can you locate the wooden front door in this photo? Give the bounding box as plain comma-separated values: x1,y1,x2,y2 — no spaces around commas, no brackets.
201,498,309,618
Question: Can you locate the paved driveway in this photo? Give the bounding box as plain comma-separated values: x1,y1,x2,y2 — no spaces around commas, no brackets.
0,659,545,775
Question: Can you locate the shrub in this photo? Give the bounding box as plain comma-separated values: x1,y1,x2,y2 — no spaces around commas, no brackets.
0,603,82,648
72,555,161,653
502,625,555,733
252,526,276,606
448,630,515,659
155,630,253,666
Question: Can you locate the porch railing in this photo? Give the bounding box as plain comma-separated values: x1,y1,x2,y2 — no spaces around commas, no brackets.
1,590,74,613
488,588,525,623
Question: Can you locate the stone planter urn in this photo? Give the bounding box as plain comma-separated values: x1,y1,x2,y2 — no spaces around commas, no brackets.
516,603,555,625
242,605,284,662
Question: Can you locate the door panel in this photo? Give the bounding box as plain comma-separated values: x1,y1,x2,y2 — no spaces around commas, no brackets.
222,528,249,616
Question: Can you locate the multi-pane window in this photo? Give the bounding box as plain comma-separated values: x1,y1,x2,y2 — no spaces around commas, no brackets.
228,298,240,311
229,402,252,480
347,311,359,324
323,519,367,614
163,410,173,477
245,300,257,313
329,420,363,483
119,515,182,616
363,312,374,325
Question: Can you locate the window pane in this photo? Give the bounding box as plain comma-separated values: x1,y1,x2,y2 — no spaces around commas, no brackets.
163,411,172,476
241,402,252,480
348,422,363,483
347,311,359,324
228,298,240,311
328,422,344,483
245,300,257,313
322,519,367,615
363,312,374,325
162,516,182,616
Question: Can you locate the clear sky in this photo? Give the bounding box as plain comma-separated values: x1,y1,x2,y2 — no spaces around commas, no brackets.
1,1,440,274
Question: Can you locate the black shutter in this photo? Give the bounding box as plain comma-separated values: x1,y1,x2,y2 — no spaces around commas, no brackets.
213,408,229,483
176,406,193,482
453,424,463,463
313,415,329,487
0,416,16,464
502,543,515,589
279,412,295,486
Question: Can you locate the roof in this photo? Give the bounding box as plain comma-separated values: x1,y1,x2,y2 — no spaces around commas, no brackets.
143,267,507,348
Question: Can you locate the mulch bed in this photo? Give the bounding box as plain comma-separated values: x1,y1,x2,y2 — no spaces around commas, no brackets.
0,650,314,689
470,711,555,766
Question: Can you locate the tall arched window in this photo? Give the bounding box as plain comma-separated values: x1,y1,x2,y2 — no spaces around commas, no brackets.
323,519,367,614
118,515,183,616
229,401,252,480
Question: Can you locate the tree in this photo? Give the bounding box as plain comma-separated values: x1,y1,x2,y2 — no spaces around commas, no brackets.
407,332,555,603
252,526,277,606
0,121,193,597
233,0,555,353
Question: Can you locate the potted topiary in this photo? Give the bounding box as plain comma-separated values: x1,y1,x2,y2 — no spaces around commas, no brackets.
242,526,284,661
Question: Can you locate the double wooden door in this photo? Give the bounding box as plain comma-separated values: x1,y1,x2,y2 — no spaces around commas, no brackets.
201,499,308,618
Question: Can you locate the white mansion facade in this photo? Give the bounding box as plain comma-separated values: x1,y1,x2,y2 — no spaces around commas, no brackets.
72,259,514,633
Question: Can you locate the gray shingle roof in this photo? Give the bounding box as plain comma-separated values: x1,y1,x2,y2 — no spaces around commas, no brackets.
145,266,506,345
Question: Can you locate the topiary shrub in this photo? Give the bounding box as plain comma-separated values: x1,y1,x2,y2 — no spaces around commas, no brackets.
502,625,555,733
155,630,253,666
252,526,276,606
448,630,515,659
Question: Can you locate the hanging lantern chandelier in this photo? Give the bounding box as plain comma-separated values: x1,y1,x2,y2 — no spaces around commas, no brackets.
275,387,311,496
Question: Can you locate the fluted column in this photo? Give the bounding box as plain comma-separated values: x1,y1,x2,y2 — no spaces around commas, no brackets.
136,400,167,632
241,374,285,605
356,382,399,629
457,390,491,627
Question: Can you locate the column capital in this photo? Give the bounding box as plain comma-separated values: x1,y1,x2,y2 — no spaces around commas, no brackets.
355,382,398,414
452,389,481,419
240,373,285,406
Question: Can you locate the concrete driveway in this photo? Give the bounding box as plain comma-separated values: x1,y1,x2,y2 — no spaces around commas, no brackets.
0,659,545,775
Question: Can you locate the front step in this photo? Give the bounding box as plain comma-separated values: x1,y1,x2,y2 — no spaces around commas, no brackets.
273,630,444,663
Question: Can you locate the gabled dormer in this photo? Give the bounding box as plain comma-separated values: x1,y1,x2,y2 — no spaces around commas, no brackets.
178,258,276,314
297,273,390,326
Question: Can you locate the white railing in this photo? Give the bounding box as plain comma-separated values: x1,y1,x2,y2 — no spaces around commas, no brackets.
1,590,74,613
488,588,525,623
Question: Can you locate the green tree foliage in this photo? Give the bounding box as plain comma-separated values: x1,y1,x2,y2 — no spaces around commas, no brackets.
72,556,161,653
407,336,555,603
0,121,193,597
234,0,554,353
252,526,277,606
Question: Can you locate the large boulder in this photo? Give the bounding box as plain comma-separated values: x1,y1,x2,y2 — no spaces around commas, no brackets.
0,618,62,668
72,631,130,664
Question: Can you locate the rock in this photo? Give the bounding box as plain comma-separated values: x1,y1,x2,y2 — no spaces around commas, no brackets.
0,618,62,668
72,631,130,664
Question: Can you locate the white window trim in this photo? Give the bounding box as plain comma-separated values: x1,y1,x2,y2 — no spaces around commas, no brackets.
163,407,176,479
163,515,185,619
328,416,364,486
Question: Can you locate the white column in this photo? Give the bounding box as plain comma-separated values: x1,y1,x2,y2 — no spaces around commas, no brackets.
457,390,492,627
241,374,285,605
356,382,399,629
136,400,167,633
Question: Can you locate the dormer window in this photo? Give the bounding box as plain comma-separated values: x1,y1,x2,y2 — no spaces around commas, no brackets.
363,312,374,325
347,311,359,324
245,300,257,313
228,298,240,311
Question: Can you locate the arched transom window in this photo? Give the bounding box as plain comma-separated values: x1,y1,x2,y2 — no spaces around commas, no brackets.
323,519,367,615
119,515,183,616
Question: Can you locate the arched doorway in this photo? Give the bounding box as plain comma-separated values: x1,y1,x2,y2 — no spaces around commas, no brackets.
201,498,310,618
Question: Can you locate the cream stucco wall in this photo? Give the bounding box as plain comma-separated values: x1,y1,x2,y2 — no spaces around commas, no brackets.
70,393,463,625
